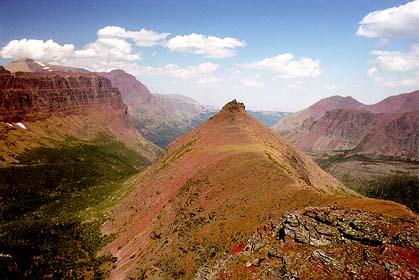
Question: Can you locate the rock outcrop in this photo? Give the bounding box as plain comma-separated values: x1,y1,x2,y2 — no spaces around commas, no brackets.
198,206,419,279
0,68,126,122
221,99,245,112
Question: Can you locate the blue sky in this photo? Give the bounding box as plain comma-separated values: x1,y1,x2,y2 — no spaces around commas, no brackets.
1,0,419,111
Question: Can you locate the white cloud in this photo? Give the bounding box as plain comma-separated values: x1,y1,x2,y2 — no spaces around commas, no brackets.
357,0,419,39
196,76,221,87
0,39,74,60
240,77,264,88
287,81,304,90
366,67,383,81
161,62,219,79
0,26,171,68
383,72,419,87
370,44,419,72
166,33,245,58
242,53,321,79
0,27,227,87
366,66,419,87
81,37,140,61
97,26,170,47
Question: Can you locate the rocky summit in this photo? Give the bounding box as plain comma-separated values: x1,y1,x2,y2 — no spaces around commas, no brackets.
100,100,418,279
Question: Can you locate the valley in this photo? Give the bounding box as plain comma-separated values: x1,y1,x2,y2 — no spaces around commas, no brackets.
0,62,418,279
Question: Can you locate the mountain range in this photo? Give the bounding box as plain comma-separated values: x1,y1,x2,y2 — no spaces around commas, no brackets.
100,68,291,147
1,59,419,279
100,100,419,279
274,91,419,160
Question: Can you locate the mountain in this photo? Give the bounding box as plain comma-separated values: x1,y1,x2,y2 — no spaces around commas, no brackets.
0,61,160,278
274,91,419,160
0,62,160,163
99,100,418,279
246,110,292,127
275,95,364,132
101,69,291,147
4,58,90,73
100,70,214,147
368,90,419,114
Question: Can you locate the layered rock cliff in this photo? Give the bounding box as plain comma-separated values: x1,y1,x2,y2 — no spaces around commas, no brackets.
0,65,160,163
0,67,127,122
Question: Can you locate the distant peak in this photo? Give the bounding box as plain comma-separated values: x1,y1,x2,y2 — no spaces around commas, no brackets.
12,58,35,62
109,69,127,74
221,99,245,112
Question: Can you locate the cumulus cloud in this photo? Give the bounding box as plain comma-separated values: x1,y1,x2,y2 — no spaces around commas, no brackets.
80,37,140,61
357,0,419,39
97,26,170,47
383,73,419,87
370,44,419,72
0,39,75,60
0,26,229,86
366,66,419,87
166,33,245,58
241,53,321,79
367,42,419,89
161,62,219,79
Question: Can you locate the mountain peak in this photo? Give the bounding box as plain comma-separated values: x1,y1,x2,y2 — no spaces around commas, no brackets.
221,99,245,112
0,66,10,74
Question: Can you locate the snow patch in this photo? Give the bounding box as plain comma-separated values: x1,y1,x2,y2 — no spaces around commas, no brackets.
6,123,13,127
36,61,46,67
16,122,27,129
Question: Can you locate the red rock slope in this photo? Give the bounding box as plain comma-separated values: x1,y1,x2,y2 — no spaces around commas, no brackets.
100,100,418,279
0,65,160,163
274,91,419,160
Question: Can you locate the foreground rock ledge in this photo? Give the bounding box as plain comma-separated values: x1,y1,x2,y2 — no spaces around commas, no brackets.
197,206,419,280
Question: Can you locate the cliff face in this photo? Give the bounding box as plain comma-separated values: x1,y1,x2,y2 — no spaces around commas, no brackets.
0,68,127,122
0,66,160,163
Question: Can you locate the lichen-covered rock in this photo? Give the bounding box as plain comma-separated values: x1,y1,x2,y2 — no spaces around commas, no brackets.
196,206,419,279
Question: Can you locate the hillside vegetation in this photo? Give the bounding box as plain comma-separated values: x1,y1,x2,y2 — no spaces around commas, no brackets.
0,135,150,279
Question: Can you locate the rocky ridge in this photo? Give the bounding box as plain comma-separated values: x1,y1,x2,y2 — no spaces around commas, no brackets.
99,100,418,280
197,206,419,279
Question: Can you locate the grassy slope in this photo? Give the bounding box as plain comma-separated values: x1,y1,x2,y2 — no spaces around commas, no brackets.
312,151,419,213
0,135,151,279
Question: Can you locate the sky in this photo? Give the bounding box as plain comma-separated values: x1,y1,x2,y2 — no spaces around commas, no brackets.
1,0,419,111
